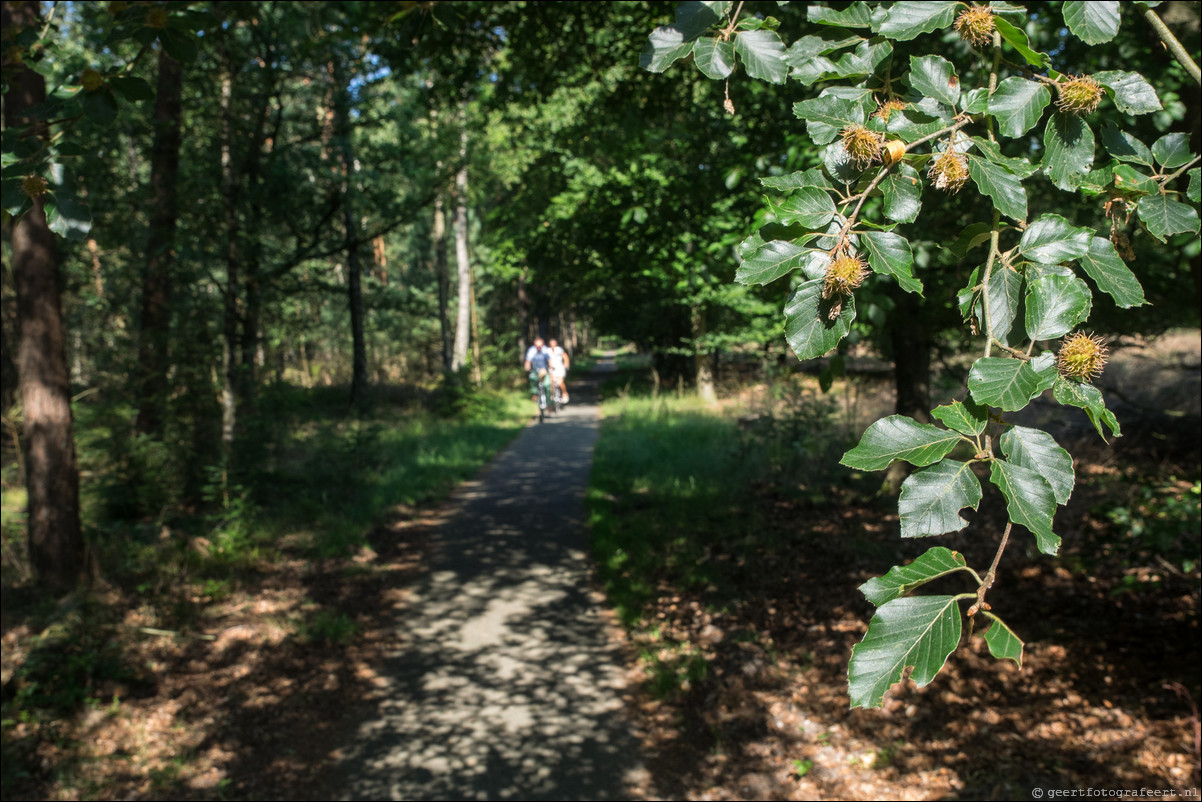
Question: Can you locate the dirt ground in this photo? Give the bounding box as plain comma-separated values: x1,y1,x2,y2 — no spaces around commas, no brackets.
1,331,1198,800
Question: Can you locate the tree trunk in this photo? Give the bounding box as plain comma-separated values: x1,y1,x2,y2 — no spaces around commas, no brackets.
693,303,716,402
451,152,472,374
883,289,932,494
134,47,184,438
3,0,84,592
219,47,239,454
330,69,368,410
433,192,452,373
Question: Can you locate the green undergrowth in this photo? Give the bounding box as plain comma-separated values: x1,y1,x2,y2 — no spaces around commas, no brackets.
588,386,862,626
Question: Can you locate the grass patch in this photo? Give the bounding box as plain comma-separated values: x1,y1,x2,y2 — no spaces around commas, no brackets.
588,388,862,626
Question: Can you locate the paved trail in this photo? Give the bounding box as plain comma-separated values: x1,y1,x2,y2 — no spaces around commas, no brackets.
338,360,644,800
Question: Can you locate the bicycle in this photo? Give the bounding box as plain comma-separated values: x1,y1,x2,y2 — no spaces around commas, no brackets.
529,369,556,423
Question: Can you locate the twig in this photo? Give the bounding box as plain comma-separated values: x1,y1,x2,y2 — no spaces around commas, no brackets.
968,522,1012,616
1142,6,1202,86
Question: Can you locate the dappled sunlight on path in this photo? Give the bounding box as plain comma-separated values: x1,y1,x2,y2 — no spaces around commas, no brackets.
337,364,644,800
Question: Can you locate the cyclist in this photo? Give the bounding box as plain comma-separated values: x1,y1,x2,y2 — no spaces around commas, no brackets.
547,338,570,404
524,337,552,404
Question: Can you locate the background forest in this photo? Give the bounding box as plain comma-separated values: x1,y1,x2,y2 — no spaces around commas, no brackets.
1,1,1200,799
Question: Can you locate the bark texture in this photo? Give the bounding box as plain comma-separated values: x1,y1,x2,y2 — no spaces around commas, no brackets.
3,0,84,591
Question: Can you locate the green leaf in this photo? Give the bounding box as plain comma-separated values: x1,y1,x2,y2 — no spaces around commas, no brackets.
899,460,983,539
736,239,808,285
860,231,922,294
968,357,1056,411
734,29,788,84
808,2,873,27
1053,377,1121,439
879,164,923,224
674,0,727,39
960,87,989,114
1077,236,1146,308
784,279,855,361
908,55,959,108
784,33,864,67
980,613,1024,667
1042,112,1095,191
1112,163,1158,195
829,39,893,82
948,222,994,258
760,168,832,191
107,75,154,102
1016,214,1093,263
841,415,964,471
1,178,29,217
1063,0,1120,45
993,16,1049,68
874,1,959,41
970,136,1039,178
987,77,1051,138
1100,123,1153,168
45,191,91,241
849,595,962,709
1188,168,1200,204
771,186,837,229
1093,70,1161,115
81,88,119,127
158,28,198,63
967,156,1027,222
859,547,970,606
989,459,1061,555
1137,195,1201,242
641,26,695,72
692,37,736,80
931,399,989,437
793,95,861,146
1000,426,1075,506
1025,274,1092,341
982,265,1023,345
1151,132,1193,169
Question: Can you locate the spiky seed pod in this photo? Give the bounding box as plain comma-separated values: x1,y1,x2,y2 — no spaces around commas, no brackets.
841,124,884,168
955,6,996,46
822,252,870,301
1056,75,1103,116
81,68,105,92
20,175,48,199
146,6,168,28
1057,332,1109,382
928,149,969,193
873,99,907,123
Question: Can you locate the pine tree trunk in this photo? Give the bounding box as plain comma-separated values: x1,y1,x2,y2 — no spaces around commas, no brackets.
451,157,472,374
219,48,239,454
433,193,452,373
3,0,83,592
134,47,183,437
331,70,368,410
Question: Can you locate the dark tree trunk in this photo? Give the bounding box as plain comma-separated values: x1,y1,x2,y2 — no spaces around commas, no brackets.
3,0,84,592
884,288,932,494
219,46,239,454
433,193,452,373
330,69,368,410
134,47,184,437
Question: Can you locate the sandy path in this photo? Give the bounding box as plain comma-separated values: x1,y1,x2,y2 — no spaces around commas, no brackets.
337,359,645,800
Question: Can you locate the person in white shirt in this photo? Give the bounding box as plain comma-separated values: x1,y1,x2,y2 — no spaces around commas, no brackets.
547,338,570,403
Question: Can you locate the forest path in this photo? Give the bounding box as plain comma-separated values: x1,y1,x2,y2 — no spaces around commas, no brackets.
336,356,646,800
